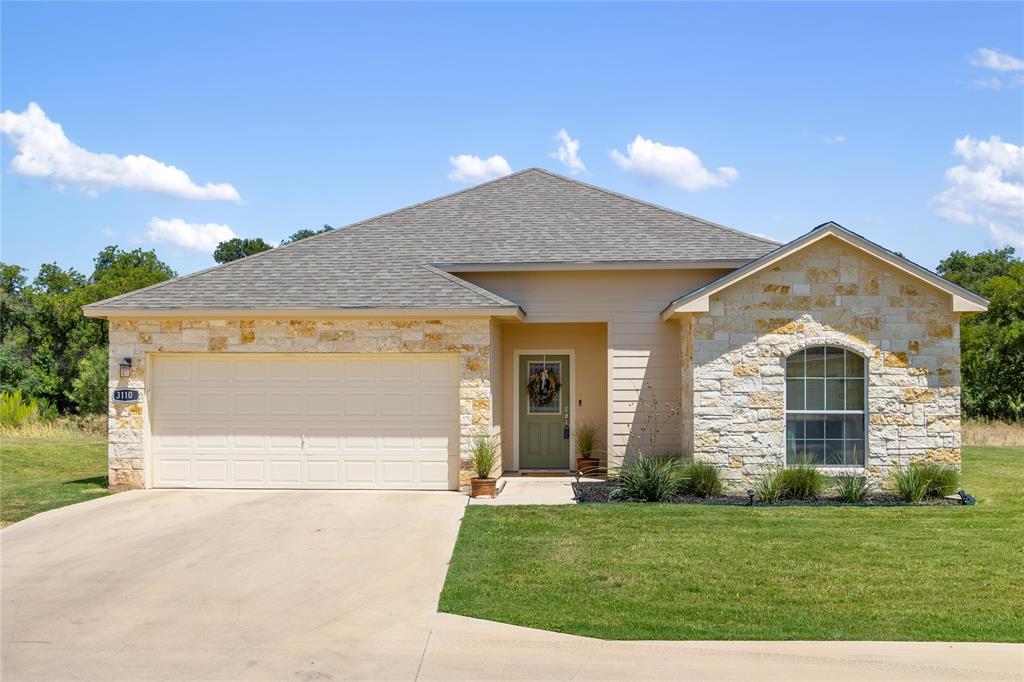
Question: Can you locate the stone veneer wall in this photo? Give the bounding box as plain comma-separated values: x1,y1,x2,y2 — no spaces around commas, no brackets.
688,236,962,489
107,317,492,488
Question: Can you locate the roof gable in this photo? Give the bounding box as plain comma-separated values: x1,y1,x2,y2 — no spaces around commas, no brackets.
661,222,989,320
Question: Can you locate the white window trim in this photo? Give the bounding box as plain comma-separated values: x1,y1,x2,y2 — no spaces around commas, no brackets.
783,345,868,469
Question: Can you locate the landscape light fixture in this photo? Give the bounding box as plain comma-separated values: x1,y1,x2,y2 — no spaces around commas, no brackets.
747,489,755,506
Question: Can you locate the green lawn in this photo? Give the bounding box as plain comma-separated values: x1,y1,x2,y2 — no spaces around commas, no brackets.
0,436,110,525
439,447,1024,642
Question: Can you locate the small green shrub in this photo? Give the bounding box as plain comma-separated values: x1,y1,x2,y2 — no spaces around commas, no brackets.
679,460,724,497
573,422,599,458
753,468,785,503
776,466,827,499
890,466,930,502
832,474,871,502
610,453,684,502
914,463,961,497
0,389,40,428
890,462,960,501
468,435,500,479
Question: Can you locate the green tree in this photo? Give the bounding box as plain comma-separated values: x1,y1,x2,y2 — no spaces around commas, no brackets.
937,247,1016,294
281,224,334,245
69,346,110,414
938,248,1023,422
213,237,273,264
8,247,175,412
0,263,28,345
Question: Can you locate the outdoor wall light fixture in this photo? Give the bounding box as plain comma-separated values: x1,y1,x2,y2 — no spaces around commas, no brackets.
747,489,755,506
958,489,976,506
119,357,133,378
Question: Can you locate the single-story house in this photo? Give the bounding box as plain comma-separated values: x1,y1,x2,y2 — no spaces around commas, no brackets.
84,168,987,491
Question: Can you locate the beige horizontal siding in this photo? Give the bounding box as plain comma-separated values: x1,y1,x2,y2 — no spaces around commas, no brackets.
459,269,730,462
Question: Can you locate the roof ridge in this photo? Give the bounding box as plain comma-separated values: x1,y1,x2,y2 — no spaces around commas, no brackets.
417,265,519,308
525,166,783,247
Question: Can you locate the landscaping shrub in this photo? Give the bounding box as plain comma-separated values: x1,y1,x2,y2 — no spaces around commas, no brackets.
753,468,785,503
468,435,499,479
890,462,961,502
890,466,930,502
915,463,961,497
776,466,828,499
610,453,684,502
679,460,724,497
832,474,871,503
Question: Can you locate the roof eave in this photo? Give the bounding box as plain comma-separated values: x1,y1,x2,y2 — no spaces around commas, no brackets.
660,223,989,321
82,305,526,321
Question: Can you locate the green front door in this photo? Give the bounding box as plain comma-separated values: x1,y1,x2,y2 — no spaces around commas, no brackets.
519,354,570,469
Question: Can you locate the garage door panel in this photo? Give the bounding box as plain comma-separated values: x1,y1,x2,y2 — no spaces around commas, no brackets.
419,460,450,485
151,354,459,489
345,358,381,382
304,391,342,416
232,391,268,416
269,460,302,484
157,459,191,483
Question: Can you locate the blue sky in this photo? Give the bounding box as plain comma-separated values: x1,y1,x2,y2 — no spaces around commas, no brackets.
2,2,1022,279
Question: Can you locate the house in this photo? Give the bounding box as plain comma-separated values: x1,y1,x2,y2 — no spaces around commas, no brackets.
84,169,987,491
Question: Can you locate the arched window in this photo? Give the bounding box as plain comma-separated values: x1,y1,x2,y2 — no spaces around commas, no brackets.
785,346,866,466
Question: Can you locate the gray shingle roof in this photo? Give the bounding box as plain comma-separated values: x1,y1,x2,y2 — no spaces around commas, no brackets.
86,168,779,312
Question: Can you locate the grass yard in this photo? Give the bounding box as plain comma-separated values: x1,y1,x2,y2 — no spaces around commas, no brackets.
439,447,1024,642
0,437,110,525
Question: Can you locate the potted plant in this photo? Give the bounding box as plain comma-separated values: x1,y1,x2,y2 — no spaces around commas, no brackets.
573,422,600,474
469,435,499,498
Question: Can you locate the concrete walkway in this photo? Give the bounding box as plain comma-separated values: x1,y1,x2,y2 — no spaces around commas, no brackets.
2,490,1021,681
468,474,581,505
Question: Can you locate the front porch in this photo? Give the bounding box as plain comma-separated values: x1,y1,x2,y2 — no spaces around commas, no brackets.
490,321,610,474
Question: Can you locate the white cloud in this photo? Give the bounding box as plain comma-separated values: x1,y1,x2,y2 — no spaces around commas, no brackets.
551,129,586,175
0,102,241,201
101,227,115,237
447,154,512,183
610,135,738,191
969,48,1024,72
968,49,1024,90
824,134,847,145
933,135,1024,248
146,217,236,252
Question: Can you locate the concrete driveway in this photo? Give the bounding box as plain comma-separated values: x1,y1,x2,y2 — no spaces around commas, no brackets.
3,490,1021,681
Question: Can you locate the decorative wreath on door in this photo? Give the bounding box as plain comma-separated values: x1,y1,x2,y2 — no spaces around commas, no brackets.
527,365,561,406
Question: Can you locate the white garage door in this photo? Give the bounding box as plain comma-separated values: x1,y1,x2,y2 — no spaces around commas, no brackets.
149,354,459,489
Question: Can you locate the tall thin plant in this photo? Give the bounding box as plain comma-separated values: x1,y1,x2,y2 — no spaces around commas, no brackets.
573,422,599,458
468,435,500,480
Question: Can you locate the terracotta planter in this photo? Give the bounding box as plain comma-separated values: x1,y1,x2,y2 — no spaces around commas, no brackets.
470,477,497,498
576,457,600,475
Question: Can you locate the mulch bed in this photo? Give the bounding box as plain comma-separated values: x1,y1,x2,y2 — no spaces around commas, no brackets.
572,480,965,507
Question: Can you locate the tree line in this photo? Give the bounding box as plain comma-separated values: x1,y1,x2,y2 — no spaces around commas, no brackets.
1,241,1020,422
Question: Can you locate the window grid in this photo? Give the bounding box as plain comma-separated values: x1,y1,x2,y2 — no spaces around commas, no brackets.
785,346,866,467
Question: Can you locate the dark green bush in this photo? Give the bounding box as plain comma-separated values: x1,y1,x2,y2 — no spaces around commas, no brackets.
776,466,827,499
610,453,684,502
832,474,871,502
915,463,961,497
678,460,724,498
890,466,930,502
890,462,960,502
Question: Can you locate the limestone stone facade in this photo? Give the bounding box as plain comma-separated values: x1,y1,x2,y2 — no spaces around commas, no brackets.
106,317,492,488
686,236,962,489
